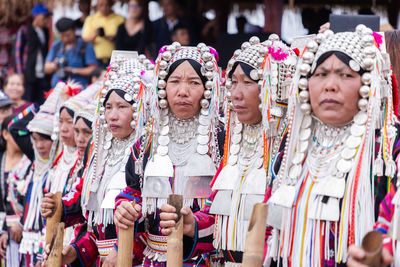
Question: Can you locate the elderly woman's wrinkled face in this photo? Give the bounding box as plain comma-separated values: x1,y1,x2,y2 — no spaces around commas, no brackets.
105,91,134,139
166,60,204,119
230,64,262,125
308,54,362,127
74,118,93,155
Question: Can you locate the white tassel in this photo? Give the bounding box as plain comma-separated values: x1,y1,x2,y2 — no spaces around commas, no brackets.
373,154,384,176
385,158,396,177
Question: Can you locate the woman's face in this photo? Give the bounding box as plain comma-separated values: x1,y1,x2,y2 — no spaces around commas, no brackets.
74,118,93,155
166,60,204,119
104,91,134,139
32,132,53,159
4,74,24,102
59,108,76,147
230,64,262,125
128,0,142,19
308,54,362,127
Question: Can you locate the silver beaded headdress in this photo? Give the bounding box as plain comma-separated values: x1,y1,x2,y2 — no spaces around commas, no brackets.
224,34,297,143
71,81,103,125
269,25,395,261
146,42,222,169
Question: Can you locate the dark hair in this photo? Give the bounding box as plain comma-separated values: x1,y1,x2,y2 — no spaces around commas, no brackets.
36,132,52,140
131,0,149,21
172,23,189,36
385,30,400,83
228,61,257,82
166,59,206,85
0,114,17,152
4,73,25,88
89,67,105,81
313,51,365,76
60,106,75,118
75,116,92,129
56,17,76,33
104,89,134,105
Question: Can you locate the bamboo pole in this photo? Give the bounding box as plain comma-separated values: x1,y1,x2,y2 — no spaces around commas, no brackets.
167,194,183,267
117,202,136,267
242,203,269,267
46,222,65,267
45,192,63,245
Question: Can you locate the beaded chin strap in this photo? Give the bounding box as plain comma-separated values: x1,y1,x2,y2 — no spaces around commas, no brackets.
269,25,395,262
146,42,221,174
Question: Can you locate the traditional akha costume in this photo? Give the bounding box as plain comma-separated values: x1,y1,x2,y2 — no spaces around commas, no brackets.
59,52,153,266
9,82,70,266
267,25,399,266
177,36,297,266
0,113,32,267
115,42,224,266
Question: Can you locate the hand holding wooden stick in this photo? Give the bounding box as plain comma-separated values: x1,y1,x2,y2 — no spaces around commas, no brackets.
45,192,63,245
117,201,136,267
167,194,183,267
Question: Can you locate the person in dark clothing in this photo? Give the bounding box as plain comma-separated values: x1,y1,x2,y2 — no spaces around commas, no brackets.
152,0,192,56
115,0,153,55
74,0,91,37
14,3,51,105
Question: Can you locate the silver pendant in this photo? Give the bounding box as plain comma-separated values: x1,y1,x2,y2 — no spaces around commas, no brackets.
135,158,143,175
336,158,352,173
105,131,113,141
230,144,240,155
299,128,311,141
124,93,133,102
232,133,242,144
197,135,209,145
160,126,169,136
161,116,169,126
354,111,368,125
197,145,209,155
199,115,210,126
201,108,209,116
298,141,309,153
301,115,312,129
255,157,264,169
103,141,111,150
161,108,169,116
350,124,365,137
157,145,168,156
341,147,356,160
346,135,362,148
292,152,305,165
228,155,238,165
198,125,209,135
158,135,170,146
233,123,243,134
289,164,302,179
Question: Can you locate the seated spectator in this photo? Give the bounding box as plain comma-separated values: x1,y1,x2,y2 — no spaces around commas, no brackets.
82,0,124,67
115,0,152,55
171,23,190,46
44,18,97,88
0,91,12,125
3,74,32,114
75,0,92,37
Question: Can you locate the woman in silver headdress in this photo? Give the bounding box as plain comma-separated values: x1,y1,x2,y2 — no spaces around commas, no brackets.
41,52,153,266
266,25,398,266
113,42,223,266
159,36,297,266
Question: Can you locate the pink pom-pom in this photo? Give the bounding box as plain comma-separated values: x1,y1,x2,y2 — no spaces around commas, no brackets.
158,46,168,54
372,32,383,48
209,47,219,62
268,46,289,61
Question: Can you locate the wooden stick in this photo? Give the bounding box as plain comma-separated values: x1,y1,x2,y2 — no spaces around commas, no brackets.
167,194,183,267
45,192,63,245
117,201,136,267
46,222,65,267
242,203,269,267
